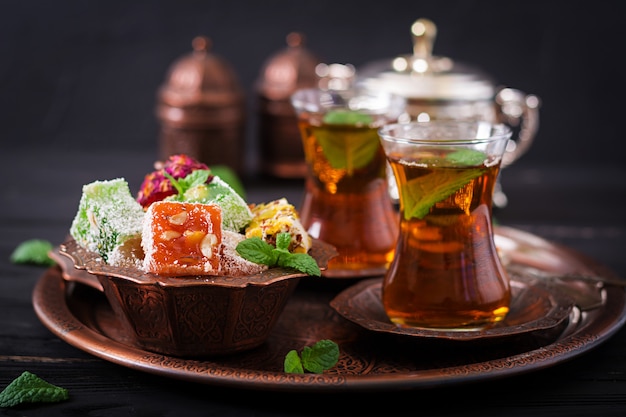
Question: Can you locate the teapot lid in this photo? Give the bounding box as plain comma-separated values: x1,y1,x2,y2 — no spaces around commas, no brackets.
358,18,495,101
256,32,321,100
158,36,243,107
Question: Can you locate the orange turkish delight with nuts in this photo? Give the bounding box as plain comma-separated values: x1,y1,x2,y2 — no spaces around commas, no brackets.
142,201,222,276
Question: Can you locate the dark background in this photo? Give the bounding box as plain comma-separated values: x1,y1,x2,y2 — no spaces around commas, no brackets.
2,2,626,414
2,0,625,177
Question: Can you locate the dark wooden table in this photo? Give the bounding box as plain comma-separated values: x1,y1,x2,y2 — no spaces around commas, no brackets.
1,149,625,416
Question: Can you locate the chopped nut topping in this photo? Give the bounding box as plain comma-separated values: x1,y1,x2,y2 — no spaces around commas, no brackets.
200,233,218,258
160,230,181,240
168,211,188,225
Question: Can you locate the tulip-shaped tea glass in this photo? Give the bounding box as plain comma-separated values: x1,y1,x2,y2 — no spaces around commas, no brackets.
378,121,512,330
291,87,406,277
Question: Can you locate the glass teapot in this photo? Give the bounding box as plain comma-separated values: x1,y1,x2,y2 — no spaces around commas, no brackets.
358,18,540,208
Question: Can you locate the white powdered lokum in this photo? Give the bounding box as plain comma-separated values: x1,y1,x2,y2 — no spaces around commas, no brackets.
69,178,145,267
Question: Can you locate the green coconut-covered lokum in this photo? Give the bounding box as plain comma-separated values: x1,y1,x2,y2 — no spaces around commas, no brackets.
69,178,145,266
166,175,253,233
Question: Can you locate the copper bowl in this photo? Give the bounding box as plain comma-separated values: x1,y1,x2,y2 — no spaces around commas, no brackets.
52,238,337,357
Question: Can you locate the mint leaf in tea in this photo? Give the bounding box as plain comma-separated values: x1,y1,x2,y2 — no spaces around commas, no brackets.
315,110,379,174
390,149,490,220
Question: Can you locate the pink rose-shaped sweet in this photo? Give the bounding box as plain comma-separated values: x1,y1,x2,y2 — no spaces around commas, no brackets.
137,154,211,208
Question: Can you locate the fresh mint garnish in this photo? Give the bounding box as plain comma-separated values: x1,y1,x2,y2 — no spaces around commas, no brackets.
10,239,55,267
235,236,279,265
164,167,247,200
400,150,489,220
284,350,304,373
323,110,373,125
236,232,321,276
163,169,212,200
284,339,340,374
317,110,380,174
401,168,485,220
446,149,487,165
0,371,69,408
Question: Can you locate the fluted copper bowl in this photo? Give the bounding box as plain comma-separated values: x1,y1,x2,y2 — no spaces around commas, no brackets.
52,238,337,357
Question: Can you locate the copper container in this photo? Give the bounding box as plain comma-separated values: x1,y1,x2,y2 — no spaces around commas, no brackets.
156,36,246,177
256,33,321,179
53,238,337,357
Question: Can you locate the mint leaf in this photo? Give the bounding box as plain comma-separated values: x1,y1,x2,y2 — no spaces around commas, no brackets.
316,128,380,174
10,240,55,267
446,149,487,165
0,371,69,408
279,253,321,277
402,167,485,220
275,233,291,252
323,110,373,125
163,169,212,200
284,340,339,374
162,171,184,196
315,110,380,174
236,234,321,276
177,169,211,191
284,350,304,374
301,339,340,374
235,237,278,265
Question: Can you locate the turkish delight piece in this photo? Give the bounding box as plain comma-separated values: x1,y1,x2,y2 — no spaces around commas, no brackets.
142,201,223,276
168,175,253,233
69,178,145,267
220,230,268,276
245,198,312,254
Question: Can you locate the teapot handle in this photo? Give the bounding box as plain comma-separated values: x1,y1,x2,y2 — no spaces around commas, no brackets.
495,87,541,167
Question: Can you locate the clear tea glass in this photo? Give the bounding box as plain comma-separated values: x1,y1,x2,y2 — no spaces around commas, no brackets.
378,121,512,330
290,87,406,277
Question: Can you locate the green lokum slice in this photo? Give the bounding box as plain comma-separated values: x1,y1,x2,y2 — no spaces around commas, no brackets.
167,175,253,233
69,178,145,266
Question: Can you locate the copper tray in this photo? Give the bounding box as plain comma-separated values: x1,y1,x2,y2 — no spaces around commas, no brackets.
33,226,626,392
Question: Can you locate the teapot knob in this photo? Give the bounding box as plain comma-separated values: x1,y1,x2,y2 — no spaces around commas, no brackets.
411,18,437,62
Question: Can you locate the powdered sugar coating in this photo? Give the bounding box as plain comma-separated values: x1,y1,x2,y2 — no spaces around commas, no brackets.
220,231,268,276
69,178,145,266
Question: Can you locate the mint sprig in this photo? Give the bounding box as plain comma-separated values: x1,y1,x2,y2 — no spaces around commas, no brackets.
401,168,485,220
163,169,212,200
317,110,380,174
446,149,487,165
323,110,373,125
163,167,247,200
0,371,69,408
10,239,55,267
401,150,489,220
236,233,321,276
284,339,340,374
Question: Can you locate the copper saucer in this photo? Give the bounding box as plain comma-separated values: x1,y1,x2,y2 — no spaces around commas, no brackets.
330,277,575,342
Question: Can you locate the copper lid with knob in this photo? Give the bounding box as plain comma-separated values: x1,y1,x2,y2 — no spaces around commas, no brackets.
256,32,321,179
156,36,246,176
257,32,321,101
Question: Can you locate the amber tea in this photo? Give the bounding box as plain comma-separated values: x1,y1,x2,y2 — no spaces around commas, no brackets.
291,88,406,277
379,121,512,330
